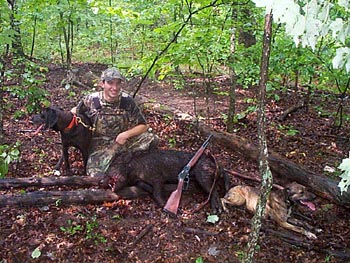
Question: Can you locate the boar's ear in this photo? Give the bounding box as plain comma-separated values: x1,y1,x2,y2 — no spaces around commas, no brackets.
45,108,58,128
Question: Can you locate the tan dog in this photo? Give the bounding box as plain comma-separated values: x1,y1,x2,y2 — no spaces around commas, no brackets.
221,182,317,239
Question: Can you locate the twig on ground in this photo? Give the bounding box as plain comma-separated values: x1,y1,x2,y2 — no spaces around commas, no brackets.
127,224,153,248
184,227,221,236
225,169,284,190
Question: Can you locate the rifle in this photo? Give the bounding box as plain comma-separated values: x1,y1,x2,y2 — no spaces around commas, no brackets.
163,134,213,216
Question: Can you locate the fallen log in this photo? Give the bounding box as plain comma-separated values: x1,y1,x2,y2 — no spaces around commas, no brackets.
0,176,101,190
0,189,120,207
0,187,146,207
0,185,177,207
198,123,350,207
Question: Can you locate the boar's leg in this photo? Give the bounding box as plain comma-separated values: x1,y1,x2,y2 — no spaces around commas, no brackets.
152,183,167,207
193,168,223,214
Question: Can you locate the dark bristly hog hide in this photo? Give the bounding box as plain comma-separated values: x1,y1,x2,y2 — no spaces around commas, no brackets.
105,149,227,214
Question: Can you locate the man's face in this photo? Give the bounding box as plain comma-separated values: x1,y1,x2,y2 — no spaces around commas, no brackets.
103,79,122,102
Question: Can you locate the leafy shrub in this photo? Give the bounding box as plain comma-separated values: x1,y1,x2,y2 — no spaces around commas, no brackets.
60,219,83,236
0,141,21,178
4,60,50,118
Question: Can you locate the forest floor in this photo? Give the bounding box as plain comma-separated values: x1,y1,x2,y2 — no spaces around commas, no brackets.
1,62,350,263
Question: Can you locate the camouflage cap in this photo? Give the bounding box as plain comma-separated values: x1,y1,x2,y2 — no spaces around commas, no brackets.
101,68,124,82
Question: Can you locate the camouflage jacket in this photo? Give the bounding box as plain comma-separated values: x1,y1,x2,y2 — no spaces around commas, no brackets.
76,91,146,139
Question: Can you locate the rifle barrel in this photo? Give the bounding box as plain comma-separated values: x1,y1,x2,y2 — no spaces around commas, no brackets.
187,134,213,168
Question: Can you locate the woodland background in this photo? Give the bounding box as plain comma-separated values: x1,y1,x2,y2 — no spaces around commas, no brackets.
1,0,350,262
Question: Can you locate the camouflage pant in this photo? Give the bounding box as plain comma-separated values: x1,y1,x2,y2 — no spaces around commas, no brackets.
86,131,159,177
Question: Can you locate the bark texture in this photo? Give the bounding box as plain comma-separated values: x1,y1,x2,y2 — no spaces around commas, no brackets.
244,12,274,263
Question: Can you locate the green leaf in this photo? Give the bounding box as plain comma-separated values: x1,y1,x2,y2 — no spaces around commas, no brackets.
206,214,219,224
31,246,42,259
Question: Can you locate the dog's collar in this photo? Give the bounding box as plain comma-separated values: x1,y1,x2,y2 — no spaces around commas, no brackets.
63,114,78,132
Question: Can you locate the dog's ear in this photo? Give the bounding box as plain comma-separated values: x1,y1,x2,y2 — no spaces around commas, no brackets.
45,108,58,128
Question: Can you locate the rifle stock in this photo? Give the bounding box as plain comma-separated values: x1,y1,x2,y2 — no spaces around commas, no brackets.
163,178,184,215
163,134,213,216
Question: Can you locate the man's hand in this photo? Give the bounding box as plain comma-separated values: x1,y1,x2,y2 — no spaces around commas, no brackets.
115,131,129,145
115,124,148,145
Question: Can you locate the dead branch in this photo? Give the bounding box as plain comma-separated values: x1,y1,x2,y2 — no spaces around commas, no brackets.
225,169,284,190
279,102,305,121
127,224,153,248
183,227,221,236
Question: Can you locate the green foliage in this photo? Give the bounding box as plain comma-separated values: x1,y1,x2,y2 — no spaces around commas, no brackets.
206,214,219,224
85,216,107,244
277,125,299,136
1,0,346,97
0,1,14,46
167,137,177,148
0,141,21,178
324,254,334,262
31,246,42,259
234,104,257,123
60,216,107,244
4,60,49,117
233,42,261,88
337,153,350,194
55,199,62,207
253,0,350,72
195,257,204,263
60,219,84,236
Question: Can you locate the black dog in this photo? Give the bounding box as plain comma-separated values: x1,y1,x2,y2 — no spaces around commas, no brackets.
104,149,228,214
31,107,92,175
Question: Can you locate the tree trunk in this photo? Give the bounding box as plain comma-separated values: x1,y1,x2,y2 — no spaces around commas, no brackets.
30,13,37,58
7,0,25,57
109,0,115,64
59,10,72,69
244,12,274,263
227,6,237,133
0,58,4,144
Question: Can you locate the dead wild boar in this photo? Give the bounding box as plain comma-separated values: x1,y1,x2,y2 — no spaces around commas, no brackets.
104,149,226,214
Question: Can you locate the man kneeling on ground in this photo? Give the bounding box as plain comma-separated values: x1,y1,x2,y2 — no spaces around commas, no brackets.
72,67,158,177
